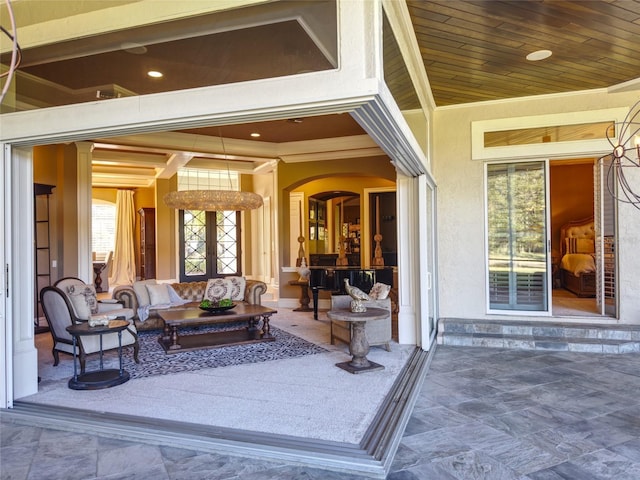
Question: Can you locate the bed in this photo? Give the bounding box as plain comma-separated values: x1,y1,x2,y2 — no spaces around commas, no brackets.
559,217,596,297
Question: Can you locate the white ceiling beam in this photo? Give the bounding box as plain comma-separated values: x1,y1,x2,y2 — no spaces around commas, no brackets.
1,0,271,53
92,149,168,167
91,175,154,188
279,147,385,163
158,153,194,179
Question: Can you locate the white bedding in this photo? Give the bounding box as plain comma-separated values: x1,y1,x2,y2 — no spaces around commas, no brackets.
561,253,595,277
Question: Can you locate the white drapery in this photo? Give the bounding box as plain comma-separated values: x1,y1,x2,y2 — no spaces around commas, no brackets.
109,190,136,286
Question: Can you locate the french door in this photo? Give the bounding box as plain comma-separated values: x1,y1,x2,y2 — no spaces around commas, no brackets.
179,210,241,282
486,161,550,313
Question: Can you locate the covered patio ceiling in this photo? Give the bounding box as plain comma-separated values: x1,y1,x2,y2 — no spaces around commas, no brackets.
2,0,639,186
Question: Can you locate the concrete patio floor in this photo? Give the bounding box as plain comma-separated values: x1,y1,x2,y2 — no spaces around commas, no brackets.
3,343,640,479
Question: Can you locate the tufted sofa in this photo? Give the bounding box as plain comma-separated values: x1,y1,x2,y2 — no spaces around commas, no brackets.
112,278,267,331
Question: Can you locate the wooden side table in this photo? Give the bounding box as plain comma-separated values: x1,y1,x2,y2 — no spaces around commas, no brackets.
326,307,387,374
66,319,131,390
288,280,313,312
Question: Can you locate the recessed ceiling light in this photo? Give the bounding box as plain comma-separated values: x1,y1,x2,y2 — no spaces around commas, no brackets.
526,49,552,61
250,132,261,138
147,70,163,78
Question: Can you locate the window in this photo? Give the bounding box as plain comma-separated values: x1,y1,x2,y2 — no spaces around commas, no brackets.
177,168,241,282
92,201,115,260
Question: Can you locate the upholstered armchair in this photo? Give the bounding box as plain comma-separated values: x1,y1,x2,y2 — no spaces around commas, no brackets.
40,286,139,373
330,295,392,351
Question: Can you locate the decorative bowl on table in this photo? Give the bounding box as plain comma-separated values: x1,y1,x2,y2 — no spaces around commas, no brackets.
199,301,236,314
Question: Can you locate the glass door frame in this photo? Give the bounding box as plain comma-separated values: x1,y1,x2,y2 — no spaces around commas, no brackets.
485,159,552,316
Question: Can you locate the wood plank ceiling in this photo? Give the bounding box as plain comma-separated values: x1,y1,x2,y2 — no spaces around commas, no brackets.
406,0,640,106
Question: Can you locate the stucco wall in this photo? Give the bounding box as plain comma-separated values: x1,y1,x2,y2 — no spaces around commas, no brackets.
434,89,640,323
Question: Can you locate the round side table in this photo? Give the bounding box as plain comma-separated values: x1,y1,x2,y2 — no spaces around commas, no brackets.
66,319,131,390
326,307,387,374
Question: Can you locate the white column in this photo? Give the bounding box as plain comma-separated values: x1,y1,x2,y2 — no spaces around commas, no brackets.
75,142,94,284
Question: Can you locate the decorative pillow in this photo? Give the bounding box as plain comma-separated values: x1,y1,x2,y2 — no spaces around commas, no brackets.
576,238,595,254
66,284,99,320
566,237,595,254
146,283,171,306
133,279,157,307
226,276,246,301
204,278,231,302
369,282,391,300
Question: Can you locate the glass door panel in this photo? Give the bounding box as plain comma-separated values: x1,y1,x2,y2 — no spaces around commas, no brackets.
596,158,617,317
423,178,437,348
180,210,240,282
487,162,548,312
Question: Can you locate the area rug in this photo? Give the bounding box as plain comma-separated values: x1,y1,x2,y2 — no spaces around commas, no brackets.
39,323,327,381
122,324,327,379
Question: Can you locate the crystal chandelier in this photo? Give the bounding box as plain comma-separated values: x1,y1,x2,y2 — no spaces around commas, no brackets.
163,189,263,211
163,130,263,211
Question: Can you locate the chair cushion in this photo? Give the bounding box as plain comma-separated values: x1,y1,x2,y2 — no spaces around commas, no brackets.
66,284,99,320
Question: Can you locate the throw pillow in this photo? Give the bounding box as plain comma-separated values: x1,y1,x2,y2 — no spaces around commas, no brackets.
227,276,246,301
369,282,391,300
66,284,99,320
204,278,231,302
146,283,171,306
576,238,595,254
133,279,157,307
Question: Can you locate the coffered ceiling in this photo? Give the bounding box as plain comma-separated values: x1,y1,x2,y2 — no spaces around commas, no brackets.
2,0,640,187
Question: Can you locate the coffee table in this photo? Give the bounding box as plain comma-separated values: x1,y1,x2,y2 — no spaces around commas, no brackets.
157,303,277,354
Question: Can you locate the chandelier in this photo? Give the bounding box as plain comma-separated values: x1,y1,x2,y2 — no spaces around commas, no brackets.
601,99,640,209
163,129,263,211
163,189,263,211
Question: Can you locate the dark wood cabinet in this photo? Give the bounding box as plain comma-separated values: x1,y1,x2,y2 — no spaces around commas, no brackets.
138,208,156,280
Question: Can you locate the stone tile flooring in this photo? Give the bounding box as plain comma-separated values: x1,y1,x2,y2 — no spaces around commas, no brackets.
3,346,640,479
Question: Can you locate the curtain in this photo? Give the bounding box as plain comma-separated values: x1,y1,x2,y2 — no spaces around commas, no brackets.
109,190,136,286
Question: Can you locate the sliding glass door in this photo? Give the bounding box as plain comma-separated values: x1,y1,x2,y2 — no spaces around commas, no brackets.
486,161,549,312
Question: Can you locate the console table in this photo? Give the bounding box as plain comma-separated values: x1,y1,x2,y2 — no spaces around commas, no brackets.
288,280,313,312
327,307,387,374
